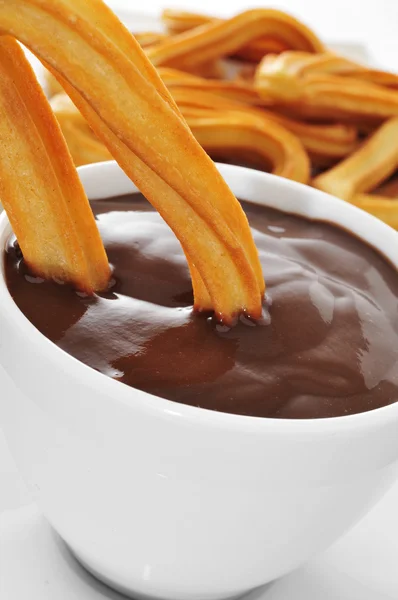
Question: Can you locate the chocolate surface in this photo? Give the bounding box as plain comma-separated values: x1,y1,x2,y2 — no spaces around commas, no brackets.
5,193,398,418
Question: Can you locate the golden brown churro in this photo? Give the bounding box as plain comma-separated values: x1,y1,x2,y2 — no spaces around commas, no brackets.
50,79,355,173
133,31,169,48
313,118,398,200
159,67,270,106
50,90,310,183
161,9,313,61
347,194,398,229
0,36,110,293
44,68,63,97
256,52,398,122
185,110,310,183
49,93,112,166
148,9,324,70
256,50,398,90
167,85,357,161
0,0,265,323
162,8,290,60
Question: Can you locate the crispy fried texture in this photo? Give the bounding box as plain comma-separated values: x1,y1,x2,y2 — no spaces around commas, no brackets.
348,193,398,229
255,50,398,90
0,36,110,293
158,67,270,106
312,118,398,200
43,67,63,97
148,9,324,70
256,51,398,122
165,84,357,161
50,89,311,184
184,109,310,183
49,93,112,166
133,31,169,48
1,0,265,322
160,8,321,62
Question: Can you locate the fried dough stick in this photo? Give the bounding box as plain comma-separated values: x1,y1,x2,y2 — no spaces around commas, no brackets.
147,9,324,70
158,67,269,106
0,36,110,293
347,194,398,229
167,86,357,162
184,110,310,183
0,0,264,322
256,52,398,122
313,118,398,200
49,94,310,183
49,93,113,166
256,50,398,93
161,8,290,60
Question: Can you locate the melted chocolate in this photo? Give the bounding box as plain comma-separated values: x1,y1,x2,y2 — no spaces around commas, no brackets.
5,193,398,419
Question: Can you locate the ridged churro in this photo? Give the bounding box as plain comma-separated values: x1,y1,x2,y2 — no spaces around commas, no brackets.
159,67,269,106
313,118,398,200
148,9,324,70
50,90,310,183
161,8,320,62
347,194,398,229
49,93,112,166
256,52,398,122
133,31,169,48
167,85,357,161
0,0,265,322
255,50,398,90
0,36,110,293
185,110,310,183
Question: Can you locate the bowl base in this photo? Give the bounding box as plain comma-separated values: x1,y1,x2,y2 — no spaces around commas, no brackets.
68,543,254,600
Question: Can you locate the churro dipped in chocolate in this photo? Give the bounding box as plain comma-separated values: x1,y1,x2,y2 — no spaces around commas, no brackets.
0,36,110,293
147,9,324,70
0,0,265,323
313,118,398,200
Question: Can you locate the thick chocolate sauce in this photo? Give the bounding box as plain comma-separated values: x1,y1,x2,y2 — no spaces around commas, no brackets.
5,193,398,418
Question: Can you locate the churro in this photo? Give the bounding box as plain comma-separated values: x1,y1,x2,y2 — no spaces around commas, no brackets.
159,67,269,106
347,194,398,229
256,52,398,122
49,93,112,166
133,31,169,48
0,0,265,322
255,50,398,90
161,8,318,61
50,89,310,183
167,85,357,161
148,9,324,70
0,36,110,293
313,118,398,200
185,110,310,183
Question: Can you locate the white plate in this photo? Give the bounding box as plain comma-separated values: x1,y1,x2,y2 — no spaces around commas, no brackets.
2,5,398,600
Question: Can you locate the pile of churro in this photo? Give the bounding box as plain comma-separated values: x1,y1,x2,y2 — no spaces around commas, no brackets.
45,7,398,228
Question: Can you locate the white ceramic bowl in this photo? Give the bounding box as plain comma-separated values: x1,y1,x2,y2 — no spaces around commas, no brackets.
1,162,398,600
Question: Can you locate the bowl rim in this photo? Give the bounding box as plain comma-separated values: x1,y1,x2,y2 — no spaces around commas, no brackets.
2,160,398,435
